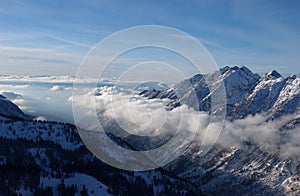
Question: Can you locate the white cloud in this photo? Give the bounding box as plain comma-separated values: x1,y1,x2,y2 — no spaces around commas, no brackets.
50,85,64,91
70,86,209,138
215,114,300,157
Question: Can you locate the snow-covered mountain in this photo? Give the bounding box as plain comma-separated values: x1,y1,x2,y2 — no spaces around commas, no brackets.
1,66,300,195
139,66,300,195
141,66,300,120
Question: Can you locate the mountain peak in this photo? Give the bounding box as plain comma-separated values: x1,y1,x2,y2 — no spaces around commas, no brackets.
221,66,260,83
220,65,239,74
240,66,252,73
287,74,297,80
266,70,282,78
221,66,258,78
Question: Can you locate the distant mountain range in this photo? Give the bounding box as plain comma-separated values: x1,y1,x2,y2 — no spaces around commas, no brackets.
0,66,300,195
141,66,300,120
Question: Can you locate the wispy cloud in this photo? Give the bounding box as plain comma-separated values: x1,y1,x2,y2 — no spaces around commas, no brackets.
0,0,299,75
44,34,93,49
0,45,82,75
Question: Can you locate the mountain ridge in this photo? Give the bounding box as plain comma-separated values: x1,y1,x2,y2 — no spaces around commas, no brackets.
141,66,300,120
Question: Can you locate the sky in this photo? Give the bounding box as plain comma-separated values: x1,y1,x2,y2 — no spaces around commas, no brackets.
0,0,299,76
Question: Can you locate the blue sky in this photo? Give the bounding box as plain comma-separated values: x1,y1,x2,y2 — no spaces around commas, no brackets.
0,0,299,76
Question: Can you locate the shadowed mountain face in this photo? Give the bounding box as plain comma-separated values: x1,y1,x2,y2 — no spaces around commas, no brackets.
0,95,31,120
141,66,300,120
0,66,300,195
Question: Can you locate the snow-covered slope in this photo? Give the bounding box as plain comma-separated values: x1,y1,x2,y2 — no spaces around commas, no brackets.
165,143,300,195
0,98,200,195
271,75,300,118
141,66,300,119
0,120,82,150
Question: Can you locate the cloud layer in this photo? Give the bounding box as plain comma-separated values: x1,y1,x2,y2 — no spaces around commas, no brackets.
70,86,300,158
